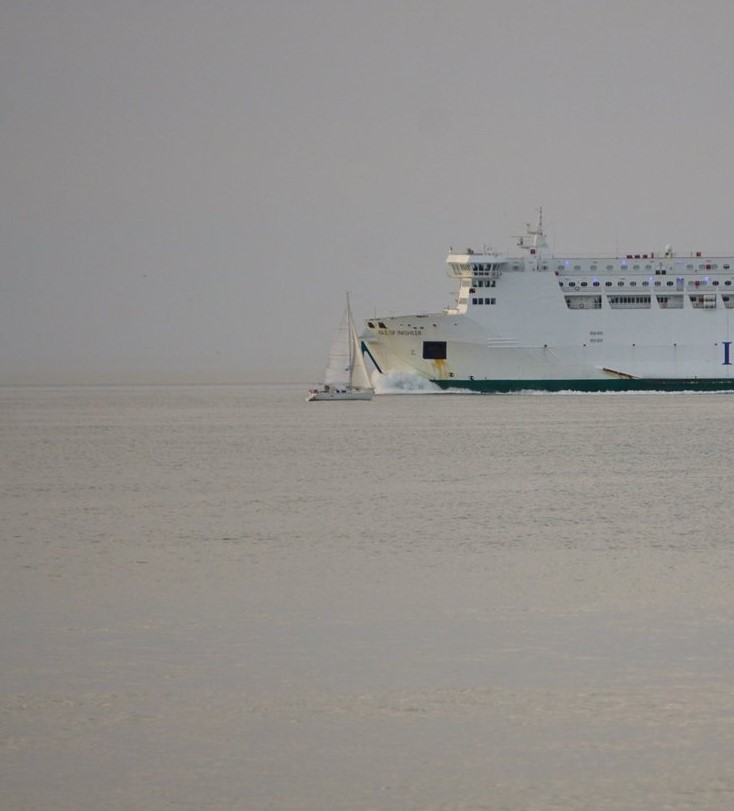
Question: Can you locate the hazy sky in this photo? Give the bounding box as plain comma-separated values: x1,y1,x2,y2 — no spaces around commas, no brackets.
3,0,734,383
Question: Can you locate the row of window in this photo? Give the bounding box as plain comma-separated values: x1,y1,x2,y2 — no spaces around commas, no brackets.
564,294,734,310
560,279,733,288
608,296,652,304
465,264,501,274
558,262,732,271
462,260,734,274
471,297,497,305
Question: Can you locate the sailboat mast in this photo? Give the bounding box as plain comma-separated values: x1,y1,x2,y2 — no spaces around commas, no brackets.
346,292,354,375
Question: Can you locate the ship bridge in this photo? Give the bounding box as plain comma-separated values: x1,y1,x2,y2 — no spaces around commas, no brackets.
446,250,506,279
446,209,550,278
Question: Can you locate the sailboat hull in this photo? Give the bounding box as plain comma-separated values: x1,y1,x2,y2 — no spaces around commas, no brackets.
306,387,374,401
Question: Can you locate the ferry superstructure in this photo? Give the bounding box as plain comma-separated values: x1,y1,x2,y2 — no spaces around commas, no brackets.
361,212,734,392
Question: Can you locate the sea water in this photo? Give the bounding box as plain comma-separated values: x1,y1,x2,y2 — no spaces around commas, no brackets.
2,384,734,810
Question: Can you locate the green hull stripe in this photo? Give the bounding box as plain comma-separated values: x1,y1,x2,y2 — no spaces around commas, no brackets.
361,341,382,374
431,378,734,393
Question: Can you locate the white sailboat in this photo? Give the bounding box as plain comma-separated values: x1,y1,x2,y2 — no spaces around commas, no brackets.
307,294,374,401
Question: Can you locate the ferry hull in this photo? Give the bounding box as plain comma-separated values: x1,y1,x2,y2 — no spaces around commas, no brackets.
363,316,734,393
431,377,734,393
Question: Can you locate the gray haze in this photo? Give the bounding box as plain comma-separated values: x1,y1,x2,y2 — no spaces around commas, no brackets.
3,0,734,384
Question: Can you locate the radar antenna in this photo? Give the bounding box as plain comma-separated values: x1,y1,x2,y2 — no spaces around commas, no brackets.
516,207,548,252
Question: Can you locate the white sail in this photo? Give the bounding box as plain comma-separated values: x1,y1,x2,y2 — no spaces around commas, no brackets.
349,321,372,389
323,307,351,386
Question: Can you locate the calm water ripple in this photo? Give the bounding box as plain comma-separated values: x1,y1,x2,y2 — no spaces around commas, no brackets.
2,385,734,810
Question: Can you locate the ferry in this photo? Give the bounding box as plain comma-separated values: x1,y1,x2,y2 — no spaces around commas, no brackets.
361,211,734,392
